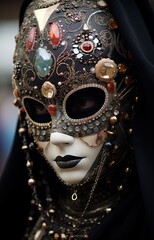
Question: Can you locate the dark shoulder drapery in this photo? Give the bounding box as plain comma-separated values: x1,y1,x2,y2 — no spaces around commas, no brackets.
107,1,154,239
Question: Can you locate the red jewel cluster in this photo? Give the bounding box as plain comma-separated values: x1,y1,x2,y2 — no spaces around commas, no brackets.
26,21,63,52
81,41,94,53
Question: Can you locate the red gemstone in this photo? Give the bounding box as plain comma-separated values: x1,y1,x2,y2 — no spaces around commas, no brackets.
26,27,37,51
81,41,93,53
107,82,115,92
50,22,62,48
48,104,57,116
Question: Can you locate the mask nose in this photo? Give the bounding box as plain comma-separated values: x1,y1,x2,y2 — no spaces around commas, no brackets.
50,132,74,145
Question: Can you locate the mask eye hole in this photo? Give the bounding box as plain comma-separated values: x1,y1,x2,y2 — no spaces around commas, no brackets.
23,98,51,123
65,87,106,119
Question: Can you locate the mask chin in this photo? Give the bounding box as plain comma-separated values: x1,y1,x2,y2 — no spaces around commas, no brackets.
36,133,104,185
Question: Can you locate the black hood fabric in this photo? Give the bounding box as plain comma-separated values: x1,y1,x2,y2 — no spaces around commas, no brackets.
0,0,154,239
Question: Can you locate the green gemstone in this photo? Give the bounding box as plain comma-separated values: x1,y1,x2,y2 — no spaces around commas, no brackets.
34,47,53,78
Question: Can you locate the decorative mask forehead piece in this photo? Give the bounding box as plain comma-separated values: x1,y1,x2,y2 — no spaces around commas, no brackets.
12,0,136,142
34,3,60,33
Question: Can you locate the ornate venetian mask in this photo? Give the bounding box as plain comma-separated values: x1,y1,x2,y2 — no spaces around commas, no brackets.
12,0,137,184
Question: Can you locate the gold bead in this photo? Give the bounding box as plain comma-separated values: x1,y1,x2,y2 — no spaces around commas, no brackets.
28,216,33,221
48,230,54,235
125,167,130,173
84,234,88,239
61,233,67,239
117,185,123,191
37,203,42,211
118,63,127,74
128,128,133,134
28,178,35,186
26,161,33,167
110,116,118,125
41,222,47,229
105,207,112,213
54,233,61,240
135,96,139,102
48,208,55,215
41,81,57,99
21,145,28,150
18,127,26,133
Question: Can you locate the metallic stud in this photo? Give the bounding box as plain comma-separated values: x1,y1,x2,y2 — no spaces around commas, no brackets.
28,178,36,186
41,81,57,99
110,116,118,125
95,58,118,82
97,0,108,9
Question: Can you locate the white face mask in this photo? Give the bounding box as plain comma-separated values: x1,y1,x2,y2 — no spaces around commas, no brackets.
37,131,107,185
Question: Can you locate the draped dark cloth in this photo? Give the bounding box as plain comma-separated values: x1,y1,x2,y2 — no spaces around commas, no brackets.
0,0,154,239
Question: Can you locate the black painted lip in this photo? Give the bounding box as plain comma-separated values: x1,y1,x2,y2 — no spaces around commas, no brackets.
55,155,84,169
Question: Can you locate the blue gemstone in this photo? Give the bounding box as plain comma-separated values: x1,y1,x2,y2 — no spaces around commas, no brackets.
34,47,53,78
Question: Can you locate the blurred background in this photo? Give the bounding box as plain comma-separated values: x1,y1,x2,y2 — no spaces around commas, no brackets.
0,0,154,175
0,0,22,174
